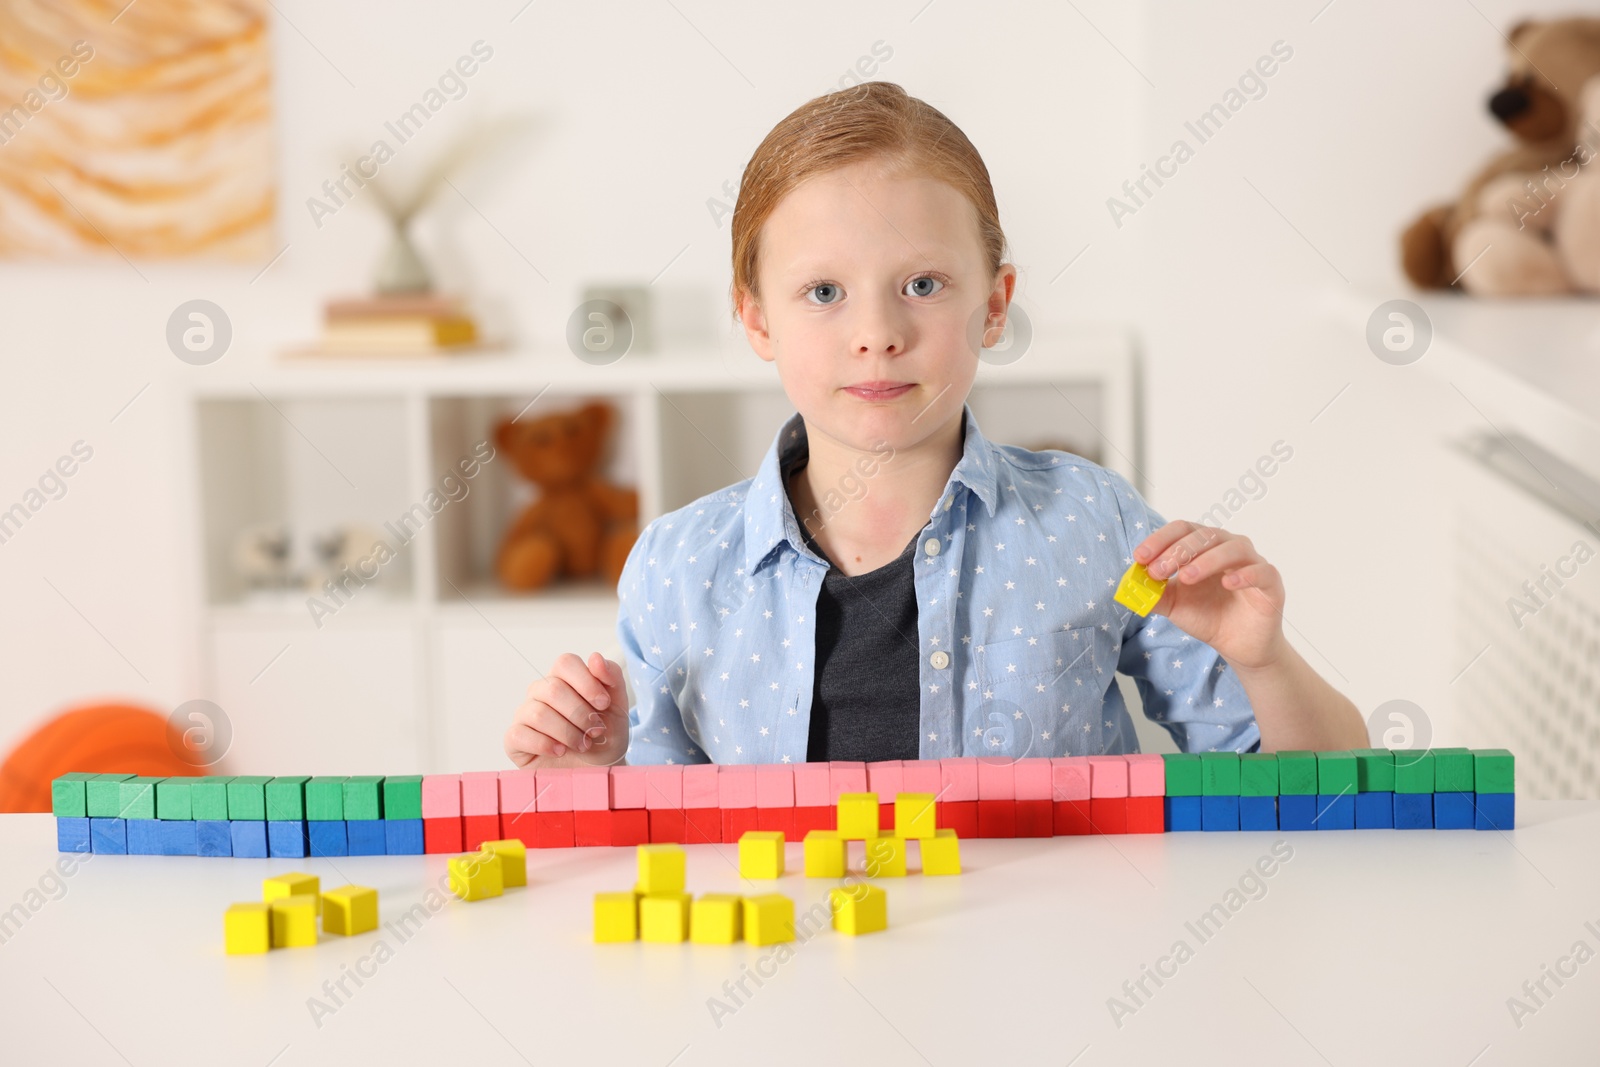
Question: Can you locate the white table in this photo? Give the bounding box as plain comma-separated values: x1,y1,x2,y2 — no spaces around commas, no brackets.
1,806,1595,1065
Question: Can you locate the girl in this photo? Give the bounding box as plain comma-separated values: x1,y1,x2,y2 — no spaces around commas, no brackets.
504,81,1366,770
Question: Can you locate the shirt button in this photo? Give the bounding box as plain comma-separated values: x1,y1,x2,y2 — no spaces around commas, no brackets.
923,538,941,557
943,495,952,511
930,650,950,670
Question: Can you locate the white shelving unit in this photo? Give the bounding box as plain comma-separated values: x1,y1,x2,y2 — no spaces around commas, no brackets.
182,329,1141,776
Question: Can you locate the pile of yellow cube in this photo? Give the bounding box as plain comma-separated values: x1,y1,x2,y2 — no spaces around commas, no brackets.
812,791,962,877
446,839,527,901
224,872,377,954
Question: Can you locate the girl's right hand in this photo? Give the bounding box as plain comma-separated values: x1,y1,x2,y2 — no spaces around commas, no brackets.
504,651,628,767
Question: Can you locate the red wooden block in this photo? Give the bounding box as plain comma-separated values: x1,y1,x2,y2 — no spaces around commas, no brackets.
755,764,795,808
648,809,687,844
463,814,501,851
878,803,896,833
1014,759,1053,801
533,811,575,848
976,760,1014,801
424,816,464,854
937,800,978,839
793,763,832,807
719,766,757,809
1090,796,1128,834
1126,795,1164,834
1054,799,1093,836
499,770,538,820
574,810,612,847
610,766,647,809
866,760,904,802
939,758,979,802
684,808,722,845
1015,798,1053,837
460,771,501,817
902,760,941,795
682,765,720,808
721,807,759,842
610,809,649,847
571,767,611,811
792,806,834,836
977,799,1016,838
503,812,536,847
644,766,683,809
828,761,868,801
755,807,796,839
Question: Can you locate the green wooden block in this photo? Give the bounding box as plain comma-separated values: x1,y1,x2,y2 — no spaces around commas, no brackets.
306,777,348,821
1316,751,1357,795
1277,751,1318,795
1473,749,1515,793
1240,754,1279,796
50,773,95,817
190,777,234,821
265,776,310,821
87,774,136,818
1354,749,1395,792
1200,752,1241,795
118,777,163,819
1432,748,1474,792
156,778,194,820
383,775,424,819
344,776,385,821
1392,750,1434,793
227,775,272,821
1162,755,1202,797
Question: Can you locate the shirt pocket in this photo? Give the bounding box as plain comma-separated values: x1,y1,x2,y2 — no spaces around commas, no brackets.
978,624,1101,688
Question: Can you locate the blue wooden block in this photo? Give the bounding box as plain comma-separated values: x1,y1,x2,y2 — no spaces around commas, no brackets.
230,821,268,858
1354,791,1393,828
1394,792,1433,829
159,820,198,856
1315,793,1355,830
1200,795,1240,831
90,817,127,854
1434,791,1474,829
268,820,308,858
308,820,348,857
385,818,425,854
347,819,386,856
1474,792,1515,831
1239,795,1277,831
1164,796,1202,832
196,820,233,857
56,817,91,853
126,819,163,854
1278,793,1317,831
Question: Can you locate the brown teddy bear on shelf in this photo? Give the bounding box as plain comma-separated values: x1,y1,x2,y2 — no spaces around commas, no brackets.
1400,17,1600,295
494,400,639,592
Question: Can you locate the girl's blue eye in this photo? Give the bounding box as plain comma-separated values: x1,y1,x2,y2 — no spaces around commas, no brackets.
807,283,842,305
906,276,943,297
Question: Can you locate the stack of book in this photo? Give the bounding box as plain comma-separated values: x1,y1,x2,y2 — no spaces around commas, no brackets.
308,294,479,356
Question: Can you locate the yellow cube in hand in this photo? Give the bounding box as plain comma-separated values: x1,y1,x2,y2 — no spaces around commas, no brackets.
1113,560,1167,617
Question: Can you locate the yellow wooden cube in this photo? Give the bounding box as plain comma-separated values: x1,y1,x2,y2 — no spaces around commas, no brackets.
830,883,888,936
263,872,320,915
593,891,639,942
921,828,962,875
738,830,786,879
742,893,795,946
836,792,880,840
1113,560,1167,616
448,850,505,901
864,835,907,877
803,830,846,878
224,902,271,955
636,843,686,895
480,839,527,888
690,893,743,944
269,894,318,948
893,792,937,839
640,892,692,943
321,885,379,936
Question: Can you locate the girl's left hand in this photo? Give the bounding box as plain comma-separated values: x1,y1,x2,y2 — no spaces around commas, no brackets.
1134,520,1288,671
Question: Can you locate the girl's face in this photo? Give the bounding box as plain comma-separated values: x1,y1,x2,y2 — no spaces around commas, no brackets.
740,160,1014,456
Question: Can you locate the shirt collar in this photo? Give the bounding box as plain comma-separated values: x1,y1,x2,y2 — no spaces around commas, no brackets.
742,401,1000,575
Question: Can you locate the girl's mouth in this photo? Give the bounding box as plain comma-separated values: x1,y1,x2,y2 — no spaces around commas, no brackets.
844,382,913,401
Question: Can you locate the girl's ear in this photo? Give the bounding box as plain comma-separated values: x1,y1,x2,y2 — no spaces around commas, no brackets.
736,286,776,362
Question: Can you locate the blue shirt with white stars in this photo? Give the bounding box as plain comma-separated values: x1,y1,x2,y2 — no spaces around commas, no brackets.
616,402,1261,765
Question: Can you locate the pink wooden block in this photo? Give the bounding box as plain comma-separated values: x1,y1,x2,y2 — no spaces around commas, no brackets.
939,758,978,802
866,761,904,801
829,761,868,801
756,765,795,808
609,766,647,809
535,767,574,811
420,775,461,818
1088,755,1129,798
644,765,683,809
793,763,832,807
1125,754,1166,797
901,760,942,795
682,764,720,808
460,771,500,817
571,766,611,811
976,759,1015,800
1050,757,1091,802
498,770,538,816
719,765,757,808
1014,758,1053,801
